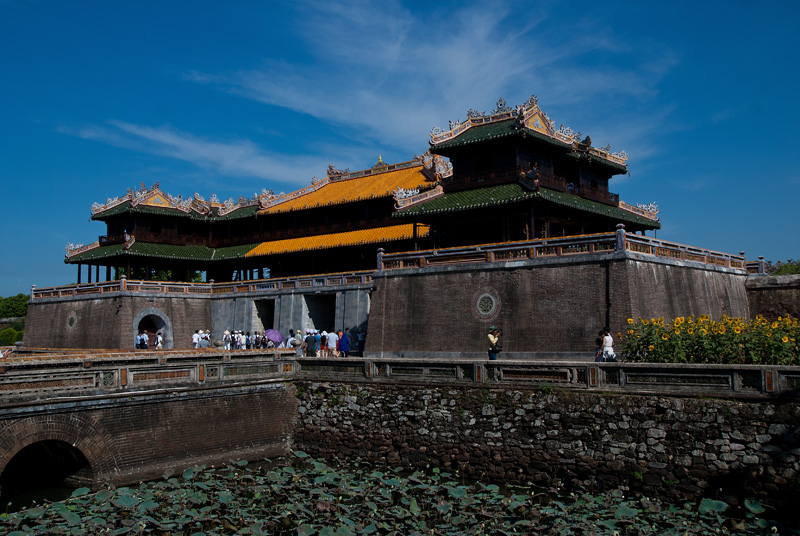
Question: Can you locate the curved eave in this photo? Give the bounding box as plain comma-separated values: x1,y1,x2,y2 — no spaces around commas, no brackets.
566,150,628,174
430,120,574,153
393,184,660,229
245,224,430,257
91,203,260,222
64,242,261,264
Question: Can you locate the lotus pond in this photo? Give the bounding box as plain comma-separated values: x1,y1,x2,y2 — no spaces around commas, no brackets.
0,451,794,535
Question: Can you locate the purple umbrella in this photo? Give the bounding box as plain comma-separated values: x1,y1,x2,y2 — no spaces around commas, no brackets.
264,329,284,344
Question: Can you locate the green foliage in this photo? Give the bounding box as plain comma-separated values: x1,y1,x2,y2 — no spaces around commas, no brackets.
0,454,787,535
0,294,29,319
766,259,800,275
620,314,799,365
0,327,19,346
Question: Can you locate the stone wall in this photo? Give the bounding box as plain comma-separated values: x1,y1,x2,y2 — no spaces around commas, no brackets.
747,274,800,320
24,286,371,350
294,382,800,507
366,251,749,357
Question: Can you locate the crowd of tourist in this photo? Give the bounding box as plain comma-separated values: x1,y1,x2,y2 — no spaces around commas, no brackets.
174,327,367,356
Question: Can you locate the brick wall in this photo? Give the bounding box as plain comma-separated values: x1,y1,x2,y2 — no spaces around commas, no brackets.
366,252,749,356
0,382,298,487
746,274,800,319
24,294,211,349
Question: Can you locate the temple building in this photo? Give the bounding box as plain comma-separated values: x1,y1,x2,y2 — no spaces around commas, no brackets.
64,96,659,285
28,95,748,353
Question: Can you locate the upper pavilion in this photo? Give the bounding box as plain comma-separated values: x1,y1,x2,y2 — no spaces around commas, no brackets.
64,94,659,284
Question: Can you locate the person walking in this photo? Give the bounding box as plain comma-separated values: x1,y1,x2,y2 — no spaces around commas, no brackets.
487,326,501,360
340,328,351,357
602,327,616,361
140,330,149,350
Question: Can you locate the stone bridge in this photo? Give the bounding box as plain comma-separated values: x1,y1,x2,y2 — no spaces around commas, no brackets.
0,349,299,501
1,349,799,510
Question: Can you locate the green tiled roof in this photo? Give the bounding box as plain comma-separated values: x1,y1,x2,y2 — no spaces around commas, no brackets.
92,202,261,221
65,241,261,264
431,119,572,151
431,119,627,173
394,184,660,228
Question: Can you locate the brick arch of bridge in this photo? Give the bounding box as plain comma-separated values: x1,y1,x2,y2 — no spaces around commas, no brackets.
0,413,122,486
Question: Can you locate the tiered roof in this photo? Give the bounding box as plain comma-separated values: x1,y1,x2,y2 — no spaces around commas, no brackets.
90,182,267,221
394,183,659,227
429,95,629,172
245,224,429,257
258,158,436,214
68,156,442,263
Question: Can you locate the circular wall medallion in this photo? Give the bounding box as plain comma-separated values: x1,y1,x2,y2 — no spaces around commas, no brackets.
66,311,78,329
477,294,496,316
472,288,501,321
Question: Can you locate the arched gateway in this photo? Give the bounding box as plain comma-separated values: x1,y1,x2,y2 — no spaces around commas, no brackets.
133,307,173,349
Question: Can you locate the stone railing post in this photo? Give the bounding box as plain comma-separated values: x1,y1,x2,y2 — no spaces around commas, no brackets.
757,256,766,275
30,285,36,300
377,248,385,271
615,223,626,251
120,275,126,292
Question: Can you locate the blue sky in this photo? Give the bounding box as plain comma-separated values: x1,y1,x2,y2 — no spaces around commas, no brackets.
2,1,799,297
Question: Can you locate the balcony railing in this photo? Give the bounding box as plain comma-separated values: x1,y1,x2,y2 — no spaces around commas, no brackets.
30,271,375,300
379,228,746,272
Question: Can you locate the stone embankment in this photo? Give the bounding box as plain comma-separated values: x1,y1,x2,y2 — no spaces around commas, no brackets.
295,382,800,508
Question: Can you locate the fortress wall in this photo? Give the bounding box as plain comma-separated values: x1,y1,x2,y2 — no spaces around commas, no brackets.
618,255,750,322
24,294,210,350
746,274,800,319
365,252,749,356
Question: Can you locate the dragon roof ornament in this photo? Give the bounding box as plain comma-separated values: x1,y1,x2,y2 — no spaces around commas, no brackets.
90,181,273,218
430,94,629,166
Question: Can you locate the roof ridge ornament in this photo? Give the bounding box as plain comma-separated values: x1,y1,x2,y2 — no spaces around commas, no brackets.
327,164,349,177
429,93,628,166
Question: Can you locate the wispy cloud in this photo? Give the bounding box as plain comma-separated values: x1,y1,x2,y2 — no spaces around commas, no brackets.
58,121,329,187
60,1,679,186
187,1,674,156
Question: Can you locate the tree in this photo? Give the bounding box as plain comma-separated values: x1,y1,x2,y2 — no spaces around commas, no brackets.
0,327,19,346
774,259,800,275
0,294,29,318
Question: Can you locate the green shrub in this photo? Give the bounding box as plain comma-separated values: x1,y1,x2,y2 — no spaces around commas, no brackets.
0,327,18,346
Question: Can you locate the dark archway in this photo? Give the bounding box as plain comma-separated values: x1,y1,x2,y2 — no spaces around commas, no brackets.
132,307,174,349
0,440,90,511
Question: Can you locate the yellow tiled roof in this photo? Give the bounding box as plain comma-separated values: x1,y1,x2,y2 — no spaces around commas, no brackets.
258,165,431,215
245,223,430,257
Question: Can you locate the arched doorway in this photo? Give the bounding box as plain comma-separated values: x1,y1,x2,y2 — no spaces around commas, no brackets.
0,440,90,511
133,307,173,349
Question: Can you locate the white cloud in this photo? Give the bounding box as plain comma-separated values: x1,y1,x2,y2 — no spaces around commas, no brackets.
186,1,676,163
59,121,329,188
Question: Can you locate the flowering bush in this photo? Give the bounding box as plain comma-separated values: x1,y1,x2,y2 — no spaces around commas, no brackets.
619,314,799,365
